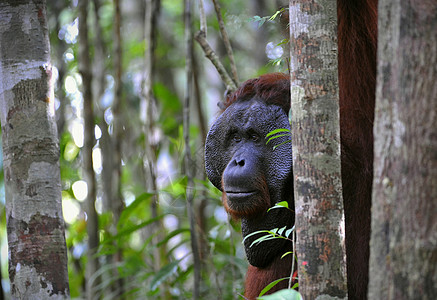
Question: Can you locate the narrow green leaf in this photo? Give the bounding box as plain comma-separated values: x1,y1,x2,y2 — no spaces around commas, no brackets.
285,227,294,238
104,214,166,244
157,228,190,247
242,230,273,243
277,226,286,236
118,192,154,227
250,235,279,248
278,38,289,46
258,277,290,297
150,260,181,291
268,201,289,212
266,133,292,145
273,140,292,150
266,128,291,138
269,8,286,21
259,288,302,300
281,251,293,259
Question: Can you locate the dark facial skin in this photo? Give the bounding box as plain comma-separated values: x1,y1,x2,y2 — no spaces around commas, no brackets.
205,98,294,267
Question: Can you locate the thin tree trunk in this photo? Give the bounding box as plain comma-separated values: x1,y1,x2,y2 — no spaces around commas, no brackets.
78,1,100,299
143,0,159,225
0,0,70,298
289,0,347,298
142,0,166,281
192,53,209,264
91,0,113,214
52,2,68,137
369,1,437,299
91,0,121,297
112,0,124,225
141,4,174,298
112,0,125,297
184,0,201,298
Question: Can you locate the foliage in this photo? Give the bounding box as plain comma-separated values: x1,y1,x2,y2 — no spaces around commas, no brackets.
266,129,292,150
242,203,299,298
0,0,288,298
249,8,287,28
258,288,302,300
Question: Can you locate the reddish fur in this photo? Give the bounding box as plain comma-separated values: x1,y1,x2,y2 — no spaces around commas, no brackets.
222,73,291,113
220,1,377,299
338,1,377,299
244,255,295,299
221,175,271,220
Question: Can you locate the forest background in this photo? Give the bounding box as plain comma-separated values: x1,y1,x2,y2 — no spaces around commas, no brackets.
0,0,289,298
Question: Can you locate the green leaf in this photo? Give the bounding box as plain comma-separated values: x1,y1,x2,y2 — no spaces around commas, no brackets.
259,288,303,300
273,140,292,150
250,235,279,248
266,128,291,138
278,38,289,46
242,230,273,243
277,226,286,236
104,214,166,244
259,277,290,297
243,228,291,248
285,227,295,238
281,251,293,259
150,259,181,291
266,133,291,145
268,201,289,212
269,8,286,21
249,15,269,28
157,228,190,247
118,192,154,228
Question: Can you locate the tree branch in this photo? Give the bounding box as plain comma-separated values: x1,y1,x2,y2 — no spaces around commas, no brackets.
194,30,237,92
198,0,207,36
212,0,238,85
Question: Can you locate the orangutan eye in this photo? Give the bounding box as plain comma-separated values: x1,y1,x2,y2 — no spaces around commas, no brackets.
233,133,242,143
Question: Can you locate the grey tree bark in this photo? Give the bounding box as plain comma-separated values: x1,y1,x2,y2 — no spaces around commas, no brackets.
289,0,347,298
369,1,437,299
77,0,100,298
0,0,70,298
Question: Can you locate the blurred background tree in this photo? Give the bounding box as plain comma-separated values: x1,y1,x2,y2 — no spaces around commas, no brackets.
0,0,288,298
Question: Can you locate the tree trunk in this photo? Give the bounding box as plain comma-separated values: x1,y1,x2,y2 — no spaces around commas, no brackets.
78,1,100,299
184,0,201,298
192,50,209,266
142,1,169,290
368,1,437,299
289,0,347,298
50,1,68,137
111,0,126,297
0,0,70,298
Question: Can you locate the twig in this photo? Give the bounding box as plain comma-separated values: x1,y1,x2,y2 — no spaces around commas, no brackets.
211,0,238,85
198,0,207,36
194,30,237,92
289,230,296,289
